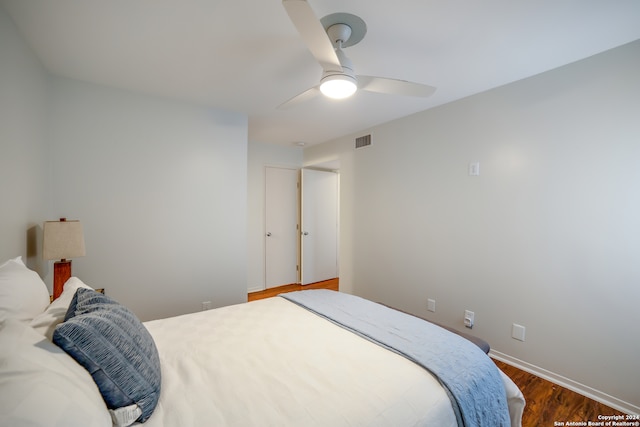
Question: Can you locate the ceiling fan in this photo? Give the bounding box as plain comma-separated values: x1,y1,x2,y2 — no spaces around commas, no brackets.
279,0,436,109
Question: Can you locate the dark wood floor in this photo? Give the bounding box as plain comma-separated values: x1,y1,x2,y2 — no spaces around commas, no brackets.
494,359,626,426
249,283,627,425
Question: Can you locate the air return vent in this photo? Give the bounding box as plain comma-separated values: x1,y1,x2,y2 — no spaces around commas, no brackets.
355,134,371,149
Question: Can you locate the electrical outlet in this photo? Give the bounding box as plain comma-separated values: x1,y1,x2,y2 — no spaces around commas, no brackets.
202,301,212,311
427,299,436,312
464,310,474,329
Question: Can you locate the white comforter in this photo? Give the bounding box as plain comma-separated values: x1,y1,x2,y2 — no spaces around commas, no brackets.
142,296,524,427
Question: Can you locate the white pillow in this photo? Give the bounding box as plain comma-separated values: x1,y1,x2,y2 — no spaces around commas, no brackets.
0,256,26,268
0,318,111,427
30,277,94,340
0,257,50,322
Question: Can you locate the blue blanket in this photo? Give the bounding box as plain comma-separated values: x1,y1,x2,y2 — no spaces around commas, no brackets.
281,290,510,427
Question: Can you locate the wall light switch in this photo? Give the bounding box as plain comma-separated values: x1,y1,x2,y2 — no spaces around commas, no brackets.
468,162,480,176
427,299,436,312
512,323,526,341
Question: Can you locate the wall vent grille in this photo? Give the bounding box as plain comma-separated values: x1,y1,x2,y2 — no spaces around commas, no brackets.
355,134,371,149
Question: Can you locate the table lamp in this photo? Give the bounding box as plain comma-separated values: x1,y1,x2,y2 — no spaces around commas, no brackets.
43,218,85,300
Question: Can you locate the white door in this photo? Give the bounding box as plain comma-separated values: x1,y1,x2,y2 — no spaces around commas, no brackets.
265,167,299,289
301,169,338,285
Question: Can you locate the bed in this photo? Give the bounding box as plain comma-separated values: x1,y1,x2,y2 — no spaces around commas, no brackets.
0,256,525,427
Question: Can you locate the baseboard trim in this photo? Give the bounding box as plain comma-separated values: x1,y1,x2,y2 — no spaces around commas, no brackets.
490,350,639,416
247,285,264,294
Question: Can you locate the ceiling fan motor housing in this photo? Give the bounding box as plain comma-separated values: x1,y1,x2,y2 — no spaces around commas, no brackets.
327,23,352,46
320,47,357,98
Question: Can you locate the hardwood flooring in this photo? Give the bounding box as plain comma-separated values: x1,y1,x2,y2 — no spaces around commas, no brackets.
493,359,627,426
247,278,339,301
248,283,628,425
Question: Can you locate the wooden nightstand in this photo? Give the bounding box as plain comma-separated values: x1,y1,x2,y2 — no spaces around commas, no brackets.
49,287,105,303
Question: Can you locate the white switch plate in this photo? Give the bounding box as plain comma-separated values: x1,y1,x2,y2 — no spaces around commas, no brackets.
512,323,526,341
468,162,480,176
427,299,436,312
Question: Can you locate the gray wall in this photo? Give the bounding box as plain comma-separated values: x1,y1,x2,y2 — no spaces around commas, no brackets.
47,77,248,320
0,7,48,273
305,40,640,412
1,6,249,321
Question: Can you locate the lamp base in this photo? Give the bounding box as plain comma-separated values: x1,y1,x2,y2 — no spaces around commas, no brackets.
53,260,72,300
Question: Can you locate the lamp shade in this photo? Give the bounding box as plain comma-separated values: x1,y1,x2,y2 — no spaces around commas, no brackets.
43,220,86,261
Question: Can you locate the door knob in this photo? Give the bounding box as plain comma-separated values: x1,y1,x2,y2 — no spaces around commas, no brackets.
302,231,309,236
266,232,272,237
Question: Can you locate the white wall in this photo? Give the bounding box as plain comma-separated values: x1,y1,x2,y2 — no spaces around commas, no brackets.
0,6,49,274
247,141,303,292
305,40,640,413
47,77,248,321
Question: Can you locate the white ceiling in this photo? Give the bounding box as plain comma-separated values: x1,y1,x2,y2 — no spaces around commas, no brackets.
3,0,640,146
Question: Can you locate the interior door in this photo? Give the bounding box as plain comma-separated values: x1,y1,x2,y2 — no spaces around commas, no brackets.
265,167,299,289
301,169,338,285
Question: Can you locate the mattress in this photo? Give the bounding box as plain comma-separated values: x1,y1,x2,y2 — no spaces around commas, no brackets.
142,295,524,427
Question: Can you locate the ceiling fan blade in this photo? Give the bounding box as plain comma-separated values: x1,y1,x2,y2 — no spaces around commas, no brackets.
277,86,321,110
282,0,342,72
358,75,436,98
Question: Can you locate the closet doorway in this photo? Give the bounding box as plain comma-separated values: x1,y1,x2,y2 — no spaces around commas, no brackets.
264,167,339,289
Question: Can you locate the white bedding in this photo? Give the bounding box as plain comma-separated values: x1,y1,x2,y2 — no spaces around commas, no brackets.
142,296,524,427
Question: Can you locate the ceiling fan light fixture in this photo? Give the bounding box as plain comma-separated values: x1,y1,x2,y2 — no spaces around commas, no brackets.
319,74,357,99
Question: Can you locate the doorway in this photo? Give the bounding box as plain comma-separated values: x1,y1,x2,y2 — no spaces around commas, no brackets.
263,167,339,290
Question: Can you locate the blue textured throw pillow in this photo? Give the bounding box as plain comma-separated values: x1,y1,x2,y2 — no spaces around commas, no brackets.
53,288,161,424
63,287,120,322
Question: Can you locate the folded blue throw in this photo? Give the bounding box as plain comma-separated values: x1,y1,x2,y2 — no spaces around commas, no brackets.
281,290,510,427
